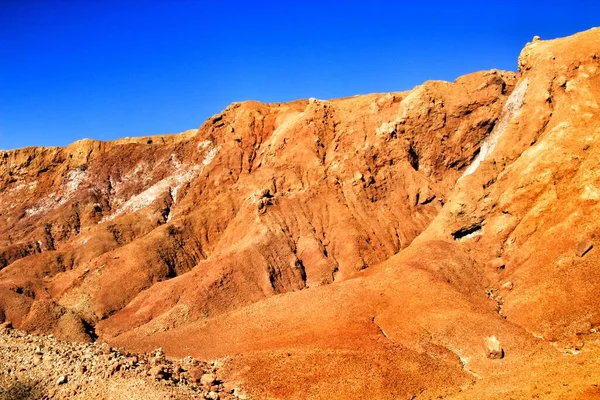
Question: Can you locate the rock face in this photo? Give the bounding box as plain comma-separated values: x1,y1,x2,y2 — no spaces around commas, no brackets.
1,28,600,399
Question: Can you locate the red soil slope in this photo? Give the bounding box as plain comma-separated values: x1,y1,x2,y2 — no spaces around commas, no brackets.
1,28,600,399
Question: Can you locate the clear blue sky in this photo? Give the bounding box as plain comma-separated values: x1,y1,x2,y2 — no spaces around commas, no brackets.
1,1,598,150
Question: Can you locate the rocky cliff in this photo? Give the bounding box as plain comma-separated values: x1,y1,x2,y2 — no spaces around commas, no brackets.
1,28,600,399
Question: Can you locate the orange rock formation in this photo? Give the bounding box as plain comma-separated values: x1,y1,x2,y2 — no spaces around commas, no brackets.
1,28,600,399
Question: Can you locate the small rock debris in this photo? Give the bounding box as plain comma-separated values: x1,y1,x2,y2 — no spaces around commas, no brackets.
487,257,506,271
0,327,244,399
484,336,504,359
576,241,594,257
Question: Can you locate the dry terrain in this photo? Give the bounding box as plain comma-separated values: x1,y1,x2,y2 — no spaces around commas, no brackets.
1,28,600,399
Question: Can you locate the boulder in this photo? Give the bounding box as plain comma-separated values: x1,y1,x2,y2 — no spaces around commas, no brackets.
484,336,504,359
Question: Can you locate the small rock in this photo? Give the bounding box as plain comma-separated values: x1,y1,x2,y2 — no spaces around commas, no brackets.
189,367,204,382
56,375,68,385
501,281,514,291
149,366,165,380
150,356,164,366
154,347,164,357
484,336,504,359
486,257,505,271
208,391,220,400
533,35,541,42
569,337,584,351
576,241,593,257
0,321,13,331
107,362,120,376
201,373,216,387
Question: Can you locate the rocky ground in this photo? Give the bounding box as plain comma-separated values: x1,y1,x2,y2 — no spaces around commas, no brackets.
0,322,245,400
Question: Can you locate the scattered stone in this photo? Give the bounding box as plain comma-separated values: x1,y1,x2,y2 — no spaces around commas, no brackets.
533,35,541,42
207,391,220,400
189,366,204,383
0,321,13,331
484,336,504,359
576,241,593,257
501,281,514,291
486,257,505,271
154,347,165,358
0,327,242,399
149,366,165,380
201,373,217,387
107,362,120,376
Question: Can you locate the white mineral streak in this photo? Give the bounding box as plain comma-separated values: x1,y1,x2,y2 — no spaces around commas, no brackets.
25,169,87,216
461,78,529,178
101,142,219,223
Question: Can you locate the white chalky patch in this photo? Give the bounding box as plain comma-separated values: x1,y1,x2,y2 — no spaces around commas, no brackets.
64,169,86,193
101,143,219,223
5,180,36,194
581,184,600,200
109,162,154,203
375,121,396,136
461,78,529,179
170,154,182,170
202,146,218,165
460,230,482,240
6,182,26,193
26,169,87,216
197,140,212,151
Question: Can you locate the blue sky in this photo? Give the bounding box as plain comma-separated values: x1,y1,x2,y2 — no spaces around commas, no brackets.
1,1,598,150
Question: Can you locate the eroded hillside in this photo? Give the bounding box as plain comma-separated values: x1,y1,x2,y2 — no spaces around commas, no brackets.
1,28,600,399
